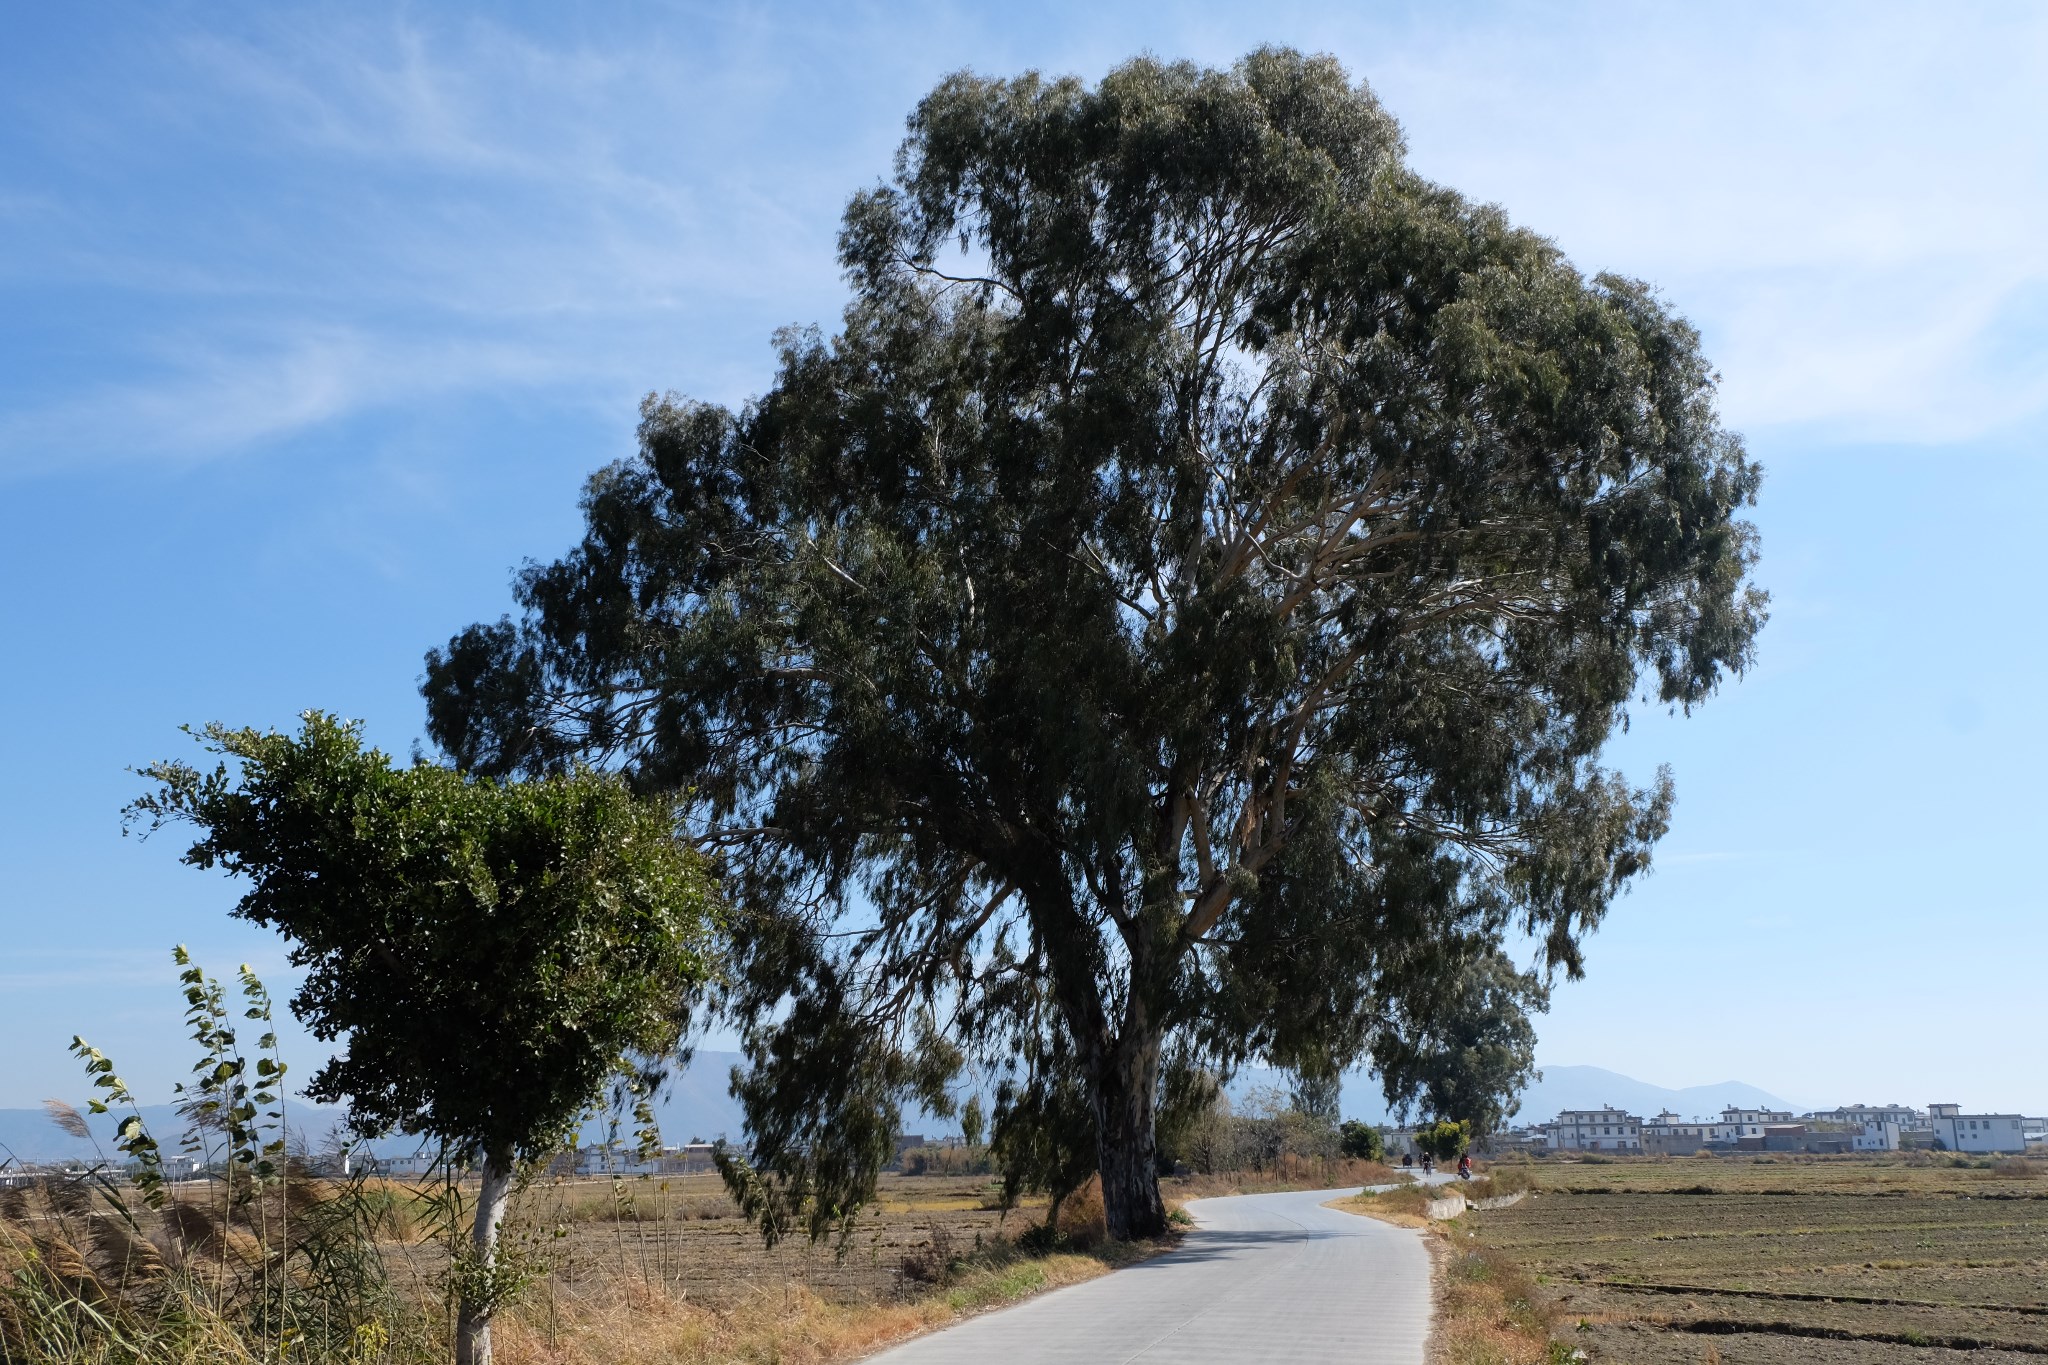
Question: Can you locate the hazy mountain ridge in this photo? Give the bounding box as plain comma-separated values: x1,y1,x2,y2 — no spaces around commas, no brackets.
1514,1065,1800,1122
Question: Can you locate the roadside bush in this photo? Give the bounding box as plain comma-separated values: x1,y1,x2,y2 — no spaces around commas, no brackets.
1414,1120,1472,1162
898,1223,963,1284
3,957,449,1365
1160,1084,1346,1176
1339,1120,1385,1162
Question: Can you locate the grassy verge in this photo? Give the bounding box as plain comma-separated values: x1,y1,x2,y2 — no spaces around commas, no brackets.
1330,1184,1436,1227
1425,1237,1566,1365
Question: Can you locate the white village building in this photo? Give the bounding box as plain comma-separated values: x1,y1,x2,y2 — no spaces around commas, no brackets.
1927,1104,2029,1154
1809,1103,1922,1128
1719,1106,1795,1141
1546,1108,1642,1152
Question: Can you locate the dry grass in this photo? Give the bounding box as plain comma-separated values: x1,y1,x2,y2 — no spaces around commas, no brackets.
1167,1155,1398,1200
1331,1184,1436,1227
1052,1176,1108,1248
1426,1235,1562,1365
0,1166,1176,1365
437,1171,1172,1365
1458,1167,1538,1202
494,1236,1160,1365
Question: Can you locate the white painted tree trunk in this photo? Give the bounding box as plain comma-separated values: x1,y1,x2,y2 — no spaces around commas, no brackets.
455,1149,515,1365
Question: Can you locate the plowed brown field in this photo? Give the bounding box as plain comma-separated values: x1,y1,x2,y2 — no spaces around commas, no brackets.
1467,1157,2048,1363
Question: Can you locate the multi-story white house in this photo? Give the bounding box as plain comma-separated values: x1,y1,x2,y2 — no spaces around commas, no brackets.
1641,1110,1737,1150
574,1142,721,1176
1852,1121,1902,1151
1810,1103,1922,1128
1547,1108,1643,1151
1720,1106,1795,1141
1927,1105,2028,1154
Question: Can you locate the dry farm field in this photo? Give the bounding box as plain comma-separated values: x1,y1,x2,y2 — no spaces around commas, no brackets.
1462,1155,2048,1364
517,1172,1039,1307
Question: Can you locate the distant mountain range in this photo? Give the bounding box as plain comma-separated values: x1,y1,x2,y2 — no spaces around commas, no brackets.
2,1058,1800,1164
1511,1065,1799,1124
0,1099,361,1167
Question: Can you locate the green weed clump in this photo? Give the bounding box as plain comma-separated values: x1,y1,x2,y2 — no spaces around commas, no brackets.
0,954,449,1365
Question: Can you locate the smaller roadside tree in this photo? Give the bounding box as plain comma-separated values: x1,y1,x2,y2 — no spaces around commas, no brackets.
1288,1068,1344,1126
1415,1119,1472,1163
129,714,721,1365
1373,949,1547,1141
1338,1120,1385,1163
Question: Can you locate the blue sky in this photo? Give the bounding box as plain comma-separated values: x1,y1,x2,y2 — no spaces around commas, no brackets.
3,1,2044,1117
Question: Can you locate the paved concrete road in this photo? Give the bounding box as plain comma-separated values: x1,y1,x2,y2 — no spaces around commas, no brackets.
863,1187,1430,1364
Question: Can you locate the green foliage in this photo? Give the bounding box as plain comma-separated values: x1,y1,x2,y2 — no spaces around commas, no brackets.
128,712,721,1165
1152,1053,1224,1174
989,1060,1099,1229
66,1037,164,1218
129,713,721,1365
1339,1120,1385,1163
423,49,1763,1239
1416,1119,1473,1162
8,957,436,1365
1371,949,1547,1138
1288,1068,1343,1126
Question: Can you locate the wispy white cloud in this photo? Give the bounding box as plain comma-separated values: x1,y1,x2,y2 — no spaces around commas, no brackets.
0,325,574,477
3,0,2046,474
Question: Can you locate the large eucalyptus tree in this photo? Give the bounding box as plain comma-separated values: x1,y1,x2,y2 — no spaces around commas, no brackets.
425,49,1764,1239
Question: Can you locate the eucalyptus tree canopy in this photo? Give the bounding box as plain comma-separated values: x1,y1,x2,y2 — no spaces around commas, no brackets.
424,49,1763,1239
1370,948,1547,1139
129,713,721,1365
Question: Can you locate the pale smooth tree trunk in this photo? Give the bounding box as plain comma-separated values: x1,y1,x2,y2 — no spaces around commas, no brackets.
454,1148,515,1365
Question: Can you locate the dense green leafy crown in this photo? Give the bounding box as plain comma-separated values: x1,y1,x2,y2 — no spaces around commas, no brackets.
130,713,721,1160
424,49,1762,1222
1370,948,1546,1138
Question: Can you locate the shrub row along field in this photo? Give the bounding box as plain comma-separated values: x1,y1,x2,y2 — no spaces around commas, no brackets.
1464,1156,2048,1364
